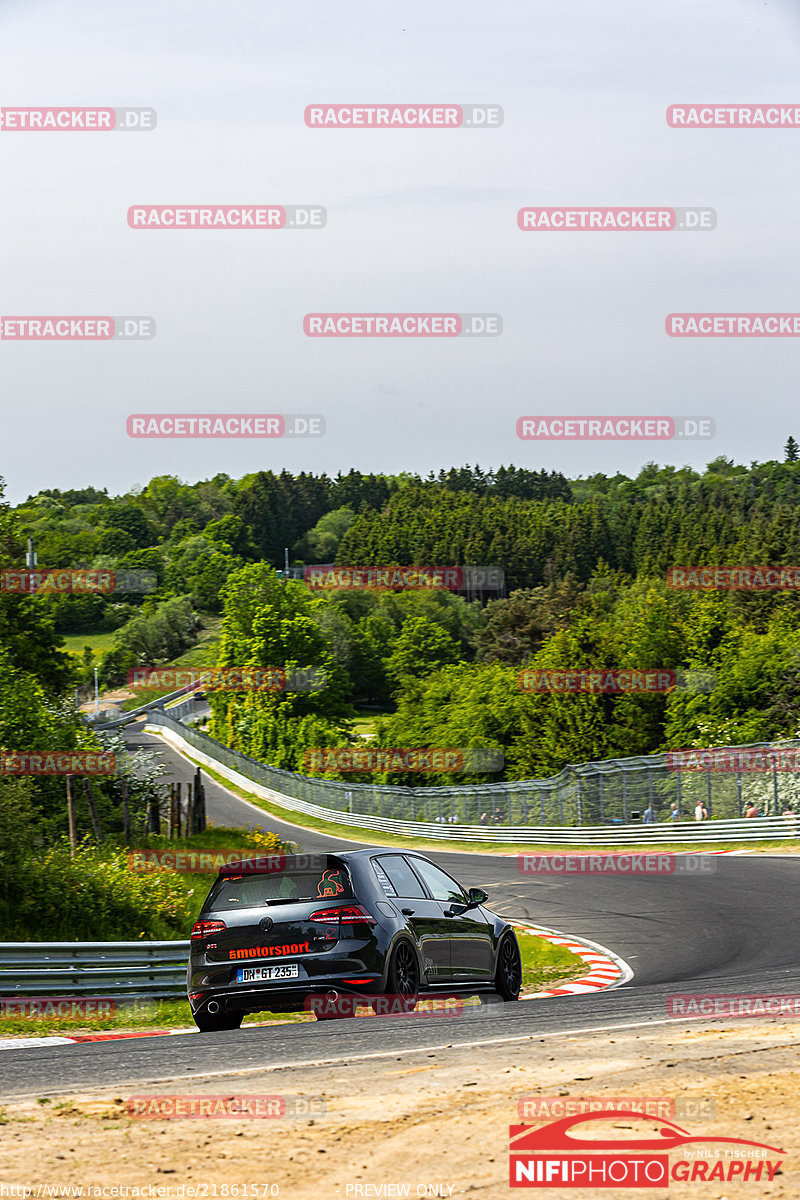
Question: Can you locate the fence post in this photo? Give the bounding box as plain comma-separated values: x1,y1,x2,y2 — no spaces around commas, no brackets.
66,775,77,856
706,764,712,818
736,770,742,817
576,773,583,825
121,778,131,842
83,778,102,840
622,770,629,823
772,760,779,816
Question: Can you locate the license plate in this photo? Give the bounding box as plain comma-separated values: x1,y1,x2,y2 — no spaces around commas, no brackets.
236,963,300,983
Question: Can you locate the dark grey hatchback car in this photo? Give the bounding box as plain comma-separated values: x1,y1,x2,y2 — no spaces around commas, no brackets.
187,849,522,1030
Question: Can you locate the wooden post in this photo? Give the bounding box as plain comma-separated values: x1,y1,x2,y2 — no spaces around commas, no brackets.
174,782,182,839
121,778,131,842
66,775,77,856
194,768,206,833
185,779,194,837
147,795,161,835
83,778,102,840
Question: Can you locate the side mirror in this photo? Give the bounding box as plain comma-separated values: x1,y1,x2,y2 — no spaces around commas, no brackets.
467,887,488,907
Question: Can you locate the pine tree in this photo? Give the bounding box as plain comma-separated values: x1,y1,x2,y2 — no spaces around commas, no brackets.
784,436,799,463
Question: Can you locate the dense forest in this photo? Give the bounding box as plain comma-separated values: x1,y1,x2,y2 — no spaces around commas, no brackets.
4,448,800,806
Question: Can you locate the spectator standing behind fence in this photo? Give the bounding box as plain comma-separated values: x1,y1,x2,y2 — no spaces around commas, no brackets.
642,803,657,824
695,800,708,821
782,804,798,834
745,801,759,818
670,802,680,822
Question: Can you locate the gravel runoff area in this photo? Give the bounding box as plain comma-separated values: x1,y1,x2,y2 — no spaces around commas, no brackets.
0,1019,797,1198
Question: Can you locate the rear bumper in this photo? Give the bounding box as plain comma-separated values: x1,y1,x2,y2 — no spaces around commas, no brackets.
189,973,386,1014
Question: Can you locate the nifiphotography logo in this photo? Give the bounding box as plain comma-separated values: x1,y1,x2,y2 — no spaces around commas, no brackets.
509,1110,785,1187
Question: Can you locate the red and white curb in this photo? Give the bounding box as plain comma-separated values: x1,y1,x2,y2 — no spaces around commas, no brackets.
0,1028,198,1050
512,921,633,998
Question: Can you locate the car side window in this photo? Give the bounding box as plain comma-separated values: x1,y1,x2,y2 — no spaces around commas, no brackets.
407,857,467,904
375,855,426,898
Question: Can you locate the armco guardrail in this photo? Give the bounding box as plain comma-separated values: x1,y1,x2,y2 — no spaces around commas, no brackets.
0,941,189,999
147,712,800,843
92,678,209,730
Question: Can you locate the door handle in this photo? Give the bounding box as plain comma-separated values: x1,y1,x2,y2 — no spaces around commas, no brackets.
401,907,415,915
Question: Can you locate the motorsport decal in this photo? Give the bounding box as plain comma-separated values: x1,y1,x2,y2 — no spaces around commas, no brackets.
509,1111,785,1187
228,941,311,961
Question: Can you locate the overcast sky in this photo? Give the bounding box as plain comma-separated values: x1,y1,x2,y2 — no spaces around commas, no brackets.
1,0,799,503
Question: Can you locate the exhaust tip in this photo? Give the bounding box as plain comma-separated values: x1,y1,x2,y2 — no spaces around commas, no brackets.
324,990,339,1002
207,1000,221,1014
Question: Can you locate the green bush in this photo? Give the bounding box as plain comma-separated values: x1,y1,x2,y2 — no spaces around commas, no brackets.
2,841,193,940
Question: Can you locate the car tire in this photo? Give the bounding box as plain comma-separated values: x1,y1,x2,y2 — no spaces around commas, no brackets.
386,939,420,1012
192,1007,243,1032
494,932,522,1001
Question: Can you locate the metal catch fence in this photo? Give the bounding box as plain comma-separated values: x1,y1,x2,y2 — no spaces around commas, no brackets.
146,710,800,838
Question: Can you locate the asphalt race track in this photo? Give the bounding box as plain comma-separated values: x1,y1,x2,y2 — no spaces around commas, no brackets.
4,724,799,1100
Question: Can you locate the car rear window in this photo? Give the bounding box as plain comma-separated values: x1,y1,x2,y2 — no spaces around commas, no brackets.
205,863,354,909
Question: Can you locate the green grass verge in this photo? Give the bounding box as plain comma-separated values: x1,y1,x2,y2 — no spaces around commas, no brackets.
0,922,585,1038
161,745,800,856
517,928,585,993
61,631,119,657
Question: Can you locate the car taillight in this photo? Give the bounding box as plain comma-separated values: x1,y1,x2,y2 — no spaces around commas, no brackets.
191,919,227,941
308,904,377,925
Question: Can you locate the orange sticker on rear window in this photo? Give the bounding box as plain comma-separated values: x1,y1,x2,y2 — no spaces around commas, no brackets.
317,869,344,897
